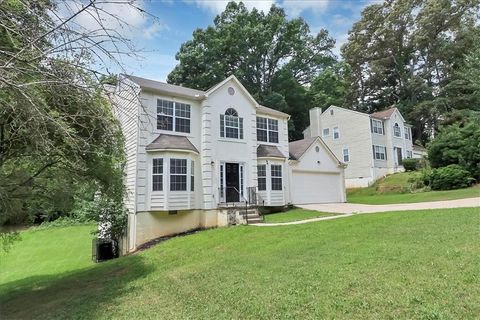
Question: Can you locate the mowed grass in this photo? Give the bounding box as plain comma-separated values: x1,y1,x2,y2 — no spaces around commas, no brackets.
264,208,336,223
1,208,480,319
348,172,480,204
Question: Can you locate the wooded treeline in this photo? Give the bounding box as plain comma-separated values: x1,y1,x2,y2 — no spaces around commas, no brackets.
169,1,480,143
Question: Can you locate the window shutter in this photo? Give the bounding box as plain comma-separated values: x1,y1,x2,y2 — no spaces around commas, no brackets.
382,121,385,135
384,147,387,160
370,119,373,133
372,145,375,159
220,114,224,137
239,117,244,139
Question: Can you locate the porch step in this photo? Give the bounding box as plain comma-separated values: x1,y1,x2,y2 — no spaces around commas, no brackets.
247,217,263,224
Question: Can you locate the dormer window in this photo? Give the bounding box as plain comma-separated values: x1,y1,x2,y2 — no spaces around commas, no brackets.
220,108,243,139
393,123,401,137
157,99,191,133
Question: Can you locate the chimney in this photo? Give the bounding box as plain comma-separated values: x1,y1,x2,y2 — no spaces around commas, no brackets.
308,107,322,137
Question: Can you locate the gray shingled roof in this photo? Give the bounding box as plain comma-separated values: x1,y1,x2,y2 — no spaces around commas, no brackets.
146,134,199,153
371,107,397,119
257,145,286,158
288,137,317,160
257,105,290,118
125,75,205,99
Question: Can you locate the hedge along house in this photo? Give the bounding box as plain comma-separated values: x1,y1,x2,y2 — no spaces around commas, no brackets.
113,75,346,252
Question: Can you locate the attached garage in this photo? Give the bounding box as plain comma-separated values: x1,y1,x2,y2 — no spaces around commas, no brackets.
291,171,344,204
289,137,346,204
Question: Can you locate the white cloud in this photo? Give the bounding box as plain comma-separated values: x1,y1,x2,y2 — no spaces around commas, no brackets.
56,0,164,40
281,0,330,17
188,0,276,14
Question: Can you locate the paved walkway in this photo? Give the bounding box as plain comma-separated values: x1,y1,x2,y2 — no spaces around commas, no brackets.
252,197,480,227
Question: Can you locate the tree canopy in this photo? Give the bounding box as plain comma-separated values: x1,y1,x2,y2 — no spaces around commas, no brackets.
342,0,480,143
167,2,336,139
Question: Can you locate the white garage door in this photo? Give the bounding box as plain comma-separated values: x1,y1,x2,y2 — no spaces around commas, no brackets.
291,171,343,204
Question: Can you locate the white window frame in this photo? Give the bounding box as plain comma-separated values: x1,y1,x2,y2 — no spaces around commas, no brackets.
342,148,350,162
157,99,191,133
372,119,384,135
333,126,340,139
257,164,267,191
393,123,401,138
406,150,413,158
373,145,387,160
256,116,279,143
404,126,411,140
152,158,163,191
271,165,282,191
220,108,243,139
322,128,330,137
170,158,188,191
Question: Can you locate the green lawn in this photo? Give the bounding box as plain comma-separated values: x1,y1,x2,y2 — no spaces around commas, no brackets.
264,208,336,223
347,172,480,204
1,208,480,319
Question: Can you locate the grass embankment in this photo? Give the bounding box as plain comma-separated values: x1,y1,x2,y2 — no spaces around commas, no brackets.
2,208,480,319
264,208,336,223
347,172,480,204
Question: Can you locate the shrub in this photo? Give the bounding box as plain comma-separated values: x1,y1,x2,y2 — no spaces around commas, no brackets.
427,164,475,190
402,158,420,171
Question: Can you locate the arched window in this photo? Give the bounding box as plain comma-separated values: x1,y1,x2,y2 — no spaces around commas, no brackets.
220,108,243,139
393,123,401,137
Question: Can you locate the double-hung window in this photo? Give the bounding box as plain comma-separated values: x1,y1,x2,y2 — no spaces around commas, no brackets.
393,123,401,137
152,158,163,191
170,159,187,191
256,117,279,143
343,148,350,162
157,99,191,133
371,119,384,134
271,165,282,191
404,126,411,140
406,150,413,158
257,165,266,191
373,145,387,160
333,126,340,139
322,128,330,137
220,108,243,139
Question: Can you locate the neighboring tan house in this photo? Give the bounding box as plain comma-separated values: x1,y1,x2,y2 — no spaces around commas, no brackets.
412,145,427,159
113,75,346,252
303,106,413,188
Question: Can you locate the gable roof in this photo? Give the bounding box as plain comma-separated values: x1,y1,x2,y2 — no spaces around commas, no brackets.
205,75,258,106
257,105,290,118
146,134,199,153
370,107,397,119
288,136,344,166
123,75,206,100
257,145,286,158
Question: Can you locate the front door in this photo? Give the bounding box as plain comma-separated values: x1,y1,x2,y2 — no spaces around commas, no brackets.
396,147,403,165
225,163,240,202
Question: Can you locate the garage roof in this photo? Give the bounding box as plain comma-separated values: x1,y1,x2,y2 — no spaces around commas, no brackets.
289,136,344,166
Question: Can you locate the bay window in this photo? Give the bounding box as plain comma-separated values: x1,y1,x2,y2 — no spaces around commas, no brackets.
170,159,187,191
271,165,282,191
152,158,163,191
257,165,266,191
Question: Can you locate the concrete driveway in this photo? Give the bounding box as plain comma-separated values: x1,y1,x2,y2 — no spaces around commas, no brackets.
299,197,480,214
252,197,480,226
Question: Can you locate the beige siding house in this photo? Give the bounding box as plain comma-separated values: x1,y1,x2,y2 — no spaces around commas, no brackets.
113,75,346,252
303,106,413,188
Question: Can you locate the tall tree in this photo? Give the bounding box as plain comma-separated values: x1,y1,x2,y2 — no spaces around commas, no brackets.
342,0,480,143
167,2,335,139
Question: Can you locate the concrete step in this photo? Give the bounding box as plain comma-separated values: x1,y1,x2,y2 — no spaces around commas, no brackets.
247,218,263,224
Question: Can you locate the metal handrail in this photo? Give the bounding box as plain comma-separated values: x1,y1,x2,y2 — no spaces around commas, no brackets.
219,186,249,223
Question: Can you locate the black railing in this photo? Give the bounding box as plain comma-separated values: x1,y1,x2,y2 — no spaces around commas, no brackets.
218,186,266,223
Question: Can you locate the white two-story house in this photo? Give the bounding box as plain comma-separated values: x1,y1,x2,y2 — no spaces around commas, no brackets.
112,75,346,252
303,106,413,188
